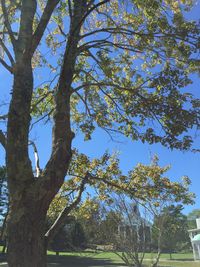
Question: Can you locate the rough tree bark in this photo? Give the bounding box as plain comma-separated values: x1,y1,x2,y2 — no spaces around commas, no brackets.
6,56,49,266
3,1,88,266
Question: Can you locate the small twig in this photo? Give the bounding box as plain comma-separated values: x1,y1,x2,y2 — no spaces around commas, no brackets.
58,25,67,38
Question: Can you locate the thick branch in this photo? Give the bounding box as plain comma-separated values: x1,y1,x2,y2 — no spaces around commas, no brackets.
77,0,110,28
29,141,41,177
88,173,137,195
40,2,86,191
31,0,60,55
1,0,16,48
0,38,15,64
69,172,137,197
17,0,37,56
45,173,89,242
0,58,13,73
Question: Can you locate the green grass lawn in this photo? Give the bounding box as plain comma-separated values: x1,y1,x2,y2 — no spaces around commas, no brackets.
1,248,200,266
47,250,194,259
46,251,200,267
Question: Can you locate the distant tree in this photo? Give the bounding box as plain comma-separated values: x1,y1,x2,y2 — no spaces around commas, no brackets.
49,227,68,256
70,221,86,248
152,205,190,259
47,195,100,246
48,220,86,254
187,209,200,229
75,198,102,245
98,210,122,245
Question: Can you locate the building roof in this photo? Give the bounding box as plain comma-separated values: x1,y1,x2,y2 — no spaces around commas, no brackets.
192,234,200,242
188,228,200,233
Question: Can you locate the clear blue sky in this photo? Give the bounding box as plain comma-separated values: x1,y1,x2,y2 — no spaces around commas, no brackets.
0,2,199,215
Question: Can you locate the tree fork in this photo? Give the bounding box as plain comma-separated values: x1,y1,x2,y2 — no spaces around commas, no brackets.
6,1,87,266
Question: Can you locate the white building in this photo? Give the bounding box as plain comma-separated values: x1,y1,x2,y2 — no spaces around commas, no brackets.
188,218,200,261
117,203,151,245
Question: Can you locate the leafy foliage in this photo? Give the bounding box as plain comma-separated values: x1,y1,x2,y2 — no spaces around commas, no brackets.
152,205,191,254
48,220,86,253
15,0,199,150
66,152,195,205
187,209,200,229
47,153,194,246
0,1,199,264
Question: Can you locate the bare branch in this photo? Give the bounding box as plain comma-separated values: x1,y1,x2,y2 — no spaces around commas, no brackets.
77,0,110,27
29,109,54,132
1,0,16,48
0,58,13,73
79,39,142,54
29,141,41,177
0,38,15,64
74,90,92,116
58,25,67,38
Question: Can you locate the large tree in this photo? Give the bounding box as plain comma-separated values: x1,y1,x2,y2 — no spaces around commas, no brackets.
0,0,199,266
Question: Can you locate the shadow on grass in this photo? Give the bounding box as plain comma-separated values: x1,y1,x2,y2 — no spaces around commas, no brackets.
47,254,126,267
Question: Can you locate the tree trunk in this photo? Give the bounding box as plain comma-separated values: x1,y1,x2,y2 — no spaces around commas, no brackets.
7,199,47,267
5,1,84,265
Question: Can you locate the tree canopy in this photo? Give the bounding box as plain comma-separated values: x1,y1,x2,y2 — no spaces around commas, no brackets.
0,0,199,150
46,153,194,242
152,205,190,256
0,1,199,266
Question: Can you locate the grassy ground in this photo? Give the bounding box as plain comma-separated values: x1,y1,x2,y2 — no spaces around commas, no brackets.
1,249,200,266
46,251,200,267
